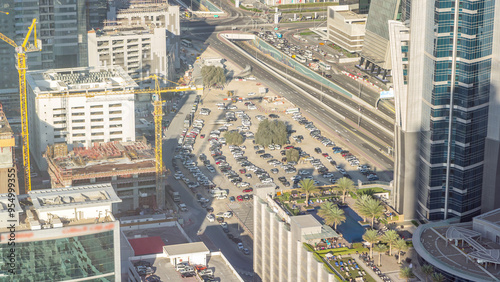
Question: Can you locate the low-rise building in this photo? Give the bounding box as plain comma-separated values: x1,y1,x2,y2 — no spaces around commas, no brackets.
26,65,137,170
413,208,500,281
45,141,162,213
0,184,122,281
327,5,367,53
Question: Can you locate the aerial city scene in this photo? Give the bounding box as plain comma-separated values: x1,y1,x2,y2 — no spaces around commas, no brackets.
0,0,499,281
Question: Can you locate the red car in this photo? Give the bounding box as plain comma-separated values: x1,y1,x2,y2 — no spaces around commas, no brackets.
239,169,246,174
322,153,329,157
243,188,253,193
237,195,243,202
284,145,294,150
200,134,205,139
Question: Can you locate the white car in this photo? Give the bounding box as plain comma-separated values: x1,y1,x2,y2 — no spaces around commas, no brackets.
248,105,257,110
299,170,310,175
228,105,237,110
206,166,216,173
248,92,256,96
206,214,215,222
174,173,183,180
238,243,244,250
239,182,250,187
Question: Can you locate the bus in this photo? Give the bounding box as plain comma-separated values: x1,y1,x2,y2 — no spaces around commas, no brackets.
319,61,331,71
295,55,306,63
285,108,300,114
181,39,192,48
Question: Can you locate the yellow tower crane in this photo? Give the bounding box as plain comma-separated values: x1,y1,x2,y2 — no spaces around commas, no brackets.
0,18,41,192
36,78,202,209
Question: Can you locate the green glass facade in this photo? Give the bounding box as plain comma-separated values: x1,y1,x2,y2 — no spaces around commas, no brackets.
0,231,115,281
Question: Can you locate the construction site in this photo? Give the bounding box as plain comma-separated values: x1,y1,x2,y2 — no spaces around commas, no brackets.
45,140,163,213
0,102,18,194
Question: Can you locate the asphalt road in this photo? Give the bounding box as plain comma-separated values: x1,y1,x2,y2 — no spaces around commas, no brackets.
235,41,395,137
161,93,254,274
205,34,394,170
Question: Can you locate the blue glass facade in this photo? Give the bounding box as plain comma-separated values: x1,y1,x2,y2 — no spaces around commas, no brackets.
417,0,495,221
0,231,116,281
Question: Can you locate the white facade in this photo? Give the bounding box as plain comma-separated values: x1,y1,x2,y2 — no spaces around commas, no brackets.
327,6,367,53
253,194,338,282
109,5,181,70
88,28,169,80
26,66,138,170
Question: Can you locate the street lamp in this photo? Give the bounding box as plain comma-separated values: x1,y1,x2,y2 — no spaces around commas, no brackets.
357,105,362,127
358,75,368,98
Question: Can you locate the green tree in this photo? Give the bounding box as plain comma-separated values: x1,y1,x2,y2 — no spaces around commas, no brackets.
354,194,372,221
336,177,355,203
299,179,319,207
255,119,288,146
223,131,244,145
399,267,415,282
317,202,345,229
362,229,379,259
421,265,434,282
286,148,300,162
373,244,388,266
381,230,400,256
394,239,409,264
431,273,445,282
358,198,385,228
201,65,226,87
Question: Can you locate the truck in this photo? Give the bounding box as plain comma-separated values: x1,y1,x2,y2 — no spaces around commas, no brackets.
170,190,181,202
184,114,191,128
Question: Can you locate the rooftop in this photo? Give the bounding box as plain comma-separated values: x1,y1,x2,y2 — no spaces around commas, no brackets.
92,25,158,38
338,10,368,21
0,184,120,233
129,236,165,256
414,222,500,281
291,214,322,229
163,242,210,257
26,65,137,95
29,183,121,211
475,208,500,225
46,141,157,182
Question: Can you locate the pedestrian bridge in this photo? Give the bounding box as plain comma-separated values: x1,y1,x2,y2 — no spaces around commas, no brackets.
221,33,256,40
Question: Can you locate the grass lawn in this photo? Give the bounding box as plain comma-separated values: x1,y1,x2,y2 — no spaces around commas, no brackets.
299,31,315,36
328,43,357,58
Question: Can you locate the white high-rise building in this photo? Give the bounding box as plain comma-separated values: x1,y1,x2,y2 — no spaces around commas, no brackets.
26,65,137,170
253,185,340,282
87,27,171,81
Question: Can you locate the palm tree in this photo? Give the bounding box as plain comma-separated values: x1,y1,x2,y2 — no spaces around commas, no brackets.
299,178,318,207
336,177,355,203
421,265,434,282
431,273,445,282
373,244,388,266
358,198,385,228
399,267,415,282
318,202,346,229
394,238,409,264
355,194,372,210
381,229,399,256
362,229,379,259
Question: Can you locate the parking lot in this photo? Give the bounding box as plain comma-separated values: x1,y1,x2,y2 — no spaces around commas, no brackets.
167,47,388,263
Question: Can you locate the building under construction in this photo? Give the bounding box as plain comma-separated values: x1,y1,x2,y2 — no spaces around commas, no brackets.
45,140,163,213
0,102,19,194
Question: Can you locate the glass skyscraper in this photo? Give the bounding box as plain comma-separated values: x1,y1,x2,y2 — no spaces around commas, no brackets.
392,0,498,221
